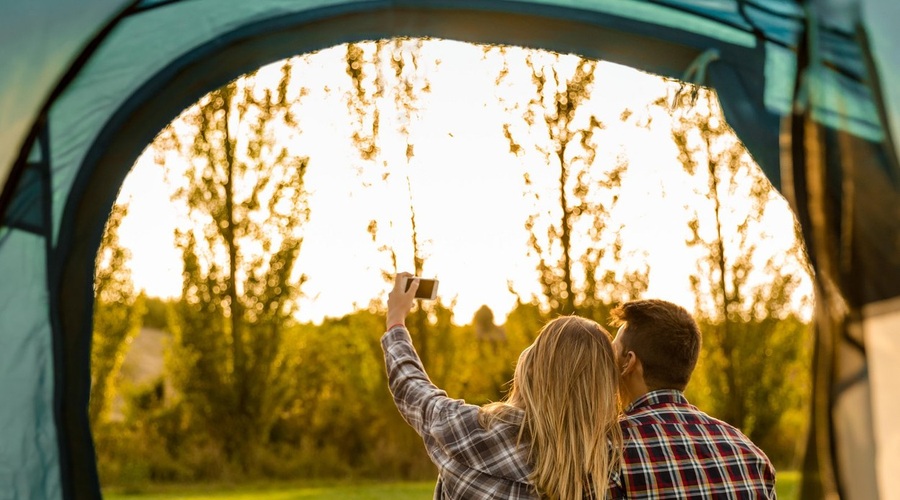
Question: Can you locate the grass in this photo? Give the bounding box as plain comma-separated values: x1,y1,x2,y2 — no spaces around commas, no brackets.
103,471,800,499
103,480,436,500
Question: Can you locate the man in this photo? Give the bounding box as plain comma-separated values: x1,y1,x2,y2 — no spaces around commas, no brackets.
608,299,776,499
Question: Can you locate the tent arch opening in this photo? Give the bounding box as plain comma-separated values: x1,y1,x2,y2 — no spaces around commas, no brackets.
5,2,899,500
63,16,800,500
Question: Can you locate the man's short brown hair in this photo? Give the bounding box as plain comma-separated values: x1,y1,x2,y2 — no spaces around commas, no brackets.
610,299,701,391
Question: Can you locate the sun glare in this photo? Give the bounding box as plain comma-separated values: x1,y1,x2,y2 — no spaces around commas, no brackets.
112,38,810,324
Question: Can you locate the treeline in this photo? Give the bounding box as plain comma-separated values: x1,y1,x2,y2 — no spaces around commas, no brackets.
90,38,813,488
92,292,543,485
92,295,808,487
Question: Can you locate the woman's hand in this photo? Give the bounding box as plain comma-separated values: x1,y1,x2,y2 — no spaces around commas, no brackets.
386,272,419,330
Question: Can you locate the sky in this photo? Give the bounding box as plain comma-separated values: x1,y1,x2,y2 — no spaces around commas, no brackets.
112,39,809,325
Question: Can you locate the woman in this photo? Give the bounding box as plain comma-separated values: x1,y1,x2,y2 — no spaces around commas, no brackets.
382,273,622,499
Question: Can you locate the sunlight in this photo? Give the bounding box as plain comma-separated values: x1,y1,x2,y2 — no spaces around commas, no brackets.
113,38,810,324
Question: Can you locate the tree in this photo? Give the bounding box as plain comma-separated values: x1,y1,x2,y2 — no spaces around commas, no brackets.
154,59,310,469
496,49,649,319
263,310,438,480
670,86,813,465
141,295,174,330
91,201,145,424
343,38,453,370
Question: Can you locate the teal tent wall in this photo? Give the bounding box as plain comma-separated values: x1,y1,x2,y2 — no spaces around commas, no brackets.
1,1,898,499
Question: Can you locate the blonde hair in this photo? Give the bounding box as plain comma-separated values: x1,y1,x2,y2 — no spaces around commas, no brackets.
481,315,623,500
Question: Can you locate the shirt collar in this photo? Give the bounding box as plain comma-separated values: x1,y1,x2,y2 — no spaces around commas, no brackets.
624,389,689,414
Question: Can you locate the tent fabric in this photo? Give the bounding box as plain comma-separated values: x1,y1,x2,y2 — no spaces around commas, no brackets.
0,230,59,499
0,1,898,499
860,0,900,179
0,0,135,199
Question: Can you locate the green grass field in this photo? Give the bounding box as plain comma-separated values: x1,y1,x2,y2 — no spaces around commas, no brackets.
105,472,800,499
103,481,436,500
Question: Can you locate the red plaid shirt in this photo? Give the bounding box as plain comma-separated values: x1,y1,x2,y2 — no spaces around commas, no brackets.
609,390,776,499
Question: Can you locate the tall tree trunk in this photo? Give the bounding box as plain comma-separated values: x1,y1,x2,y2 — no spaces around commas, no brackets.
557,149,575,315
708,154,741,426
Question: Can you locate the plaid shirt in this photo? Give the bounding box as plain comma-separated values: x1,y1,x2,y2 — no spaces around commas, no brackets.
609,390,776,499
382,326,538,499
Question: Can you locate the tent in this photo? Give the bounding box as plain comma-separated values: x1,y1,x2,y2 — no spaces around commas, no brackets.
1,0,898,498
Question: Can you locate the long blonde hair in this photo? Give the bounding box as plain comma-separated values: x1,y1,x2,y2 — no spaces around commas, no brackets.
481,316,623,500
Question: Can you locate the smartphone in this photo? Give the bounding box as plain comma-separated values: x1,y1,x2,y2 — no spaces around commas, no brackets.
403,277,439,300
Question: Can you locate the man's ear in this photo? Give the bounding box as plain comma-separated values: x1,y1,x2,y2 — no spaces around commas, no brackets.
621,351,638,376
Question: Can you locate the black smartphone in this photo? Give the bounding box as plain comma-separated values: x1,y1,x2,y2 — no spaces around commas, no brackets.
403,277,439,300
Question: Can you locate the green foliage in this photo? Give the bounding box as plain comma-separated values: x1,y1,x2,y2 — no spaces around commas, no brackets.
670,87,813,467
442,304,537,406
91,202,146,424
343,38,448,373
343,39,429,262
155,59,311,470
344,38,431,169
142,296,175,330
273,311,435,480
96,301,555,488
776,470,802,500
686,315,812,466
495,48,649,318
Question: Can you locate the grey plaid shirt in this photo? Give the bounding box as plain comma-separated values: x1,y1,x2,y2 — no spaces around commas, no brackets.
382,325,539,499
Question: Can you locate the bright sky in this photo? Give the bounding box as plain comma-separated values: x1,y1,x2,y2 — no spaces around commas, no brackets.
113,39,808,325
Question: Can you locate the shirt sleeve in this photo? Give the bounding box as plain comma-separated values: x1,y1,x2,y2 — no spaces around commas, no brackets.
381,325,457,438
381,326,534,489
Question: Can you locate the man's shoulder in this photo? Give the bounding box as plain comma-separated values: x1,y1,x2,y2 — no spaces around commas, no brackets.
623,397,743,434
620,402,772,462
614,393,775,498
